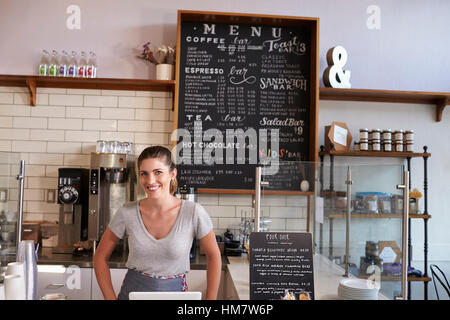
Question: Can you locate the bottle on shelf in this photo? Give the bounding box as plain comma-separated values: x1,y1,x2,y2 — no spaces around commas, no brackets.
77,51,87,78
87,51,97,78
68,51,78,77
38,50,50,76
58,50,69,77
48,50,59,77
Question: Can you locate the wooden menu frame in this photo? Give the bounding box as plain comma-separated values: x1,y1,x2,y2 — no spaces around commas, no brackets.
173,10,319,194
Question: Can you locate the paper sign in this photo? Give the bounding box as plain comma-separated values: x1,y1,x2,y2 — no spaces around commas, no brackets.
333,125,348,146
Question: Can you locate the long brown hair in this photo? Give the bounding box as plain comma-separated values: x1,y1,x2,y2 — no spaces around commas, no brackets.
137,146,178,194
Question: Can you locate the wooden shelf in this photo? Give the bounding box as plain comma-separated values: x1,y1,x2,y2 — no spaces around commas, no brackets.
319,87,450,122
0,74,175,106
319,150,431,158
325,212,431,219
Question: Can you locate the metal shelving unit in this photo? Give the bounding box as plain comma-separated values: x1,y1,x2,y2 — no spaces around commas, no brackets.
319,145,431,300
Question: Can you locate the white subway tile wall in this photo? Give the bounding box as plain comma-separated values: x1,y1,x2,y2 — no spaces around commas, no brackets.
0,87,308,235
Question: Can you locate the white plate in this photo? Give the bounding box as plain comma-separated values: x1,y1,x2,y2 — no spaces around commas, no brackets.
339,278,379,291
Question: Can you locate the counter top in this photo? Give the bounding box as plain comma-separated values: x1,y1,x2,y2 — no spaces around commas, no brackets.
226,253,389,300
37,247,229,270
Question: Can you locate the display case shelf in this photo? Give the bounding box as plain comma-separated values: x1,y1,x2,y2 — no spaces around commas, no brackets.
319,150,431,158
324,212,432,219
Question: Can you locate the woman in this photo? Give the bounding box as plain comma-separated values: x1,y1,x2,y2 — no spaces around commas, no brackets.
93,146,222,300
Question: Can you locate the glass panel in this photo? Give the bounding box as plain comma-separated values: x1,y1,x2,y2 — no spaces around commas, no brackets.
259,161,317,233
349,164,405,300
0,151,22,266
314,160,406,300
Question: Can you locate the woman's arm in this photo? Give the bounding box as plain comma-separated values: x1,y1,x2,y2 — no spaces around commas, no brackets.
93,228,120,300
199,230,222,300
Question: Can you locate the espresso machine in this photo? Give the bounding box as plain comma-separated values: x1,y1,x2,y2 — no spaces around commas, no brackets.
88,152,140,254
53,168,90,254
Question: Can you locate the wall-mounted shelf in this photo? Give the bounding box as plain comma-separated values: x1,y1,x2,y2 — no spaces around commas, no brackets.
1,75,448,121
0,74,175,106
319,87,450,122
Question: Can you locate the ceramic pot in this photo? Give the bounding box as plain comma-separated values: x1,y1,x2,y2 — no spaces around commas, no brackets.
156,63,174,80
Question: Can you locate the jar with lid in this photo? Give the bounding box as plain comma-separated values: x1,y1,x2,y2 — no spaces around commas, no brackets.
406,141,414,152
382,129,392,140
354,141,360,151
372,139,381,151
394,130,404,141
383,140,392,152
395,141,404,152
360,139,369,151
360,128,369,140
371,129,381,140
405,130,415,141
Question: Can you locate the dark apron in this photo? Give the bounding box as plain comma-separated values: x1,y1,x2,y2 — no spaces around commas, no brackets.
118,269,186,300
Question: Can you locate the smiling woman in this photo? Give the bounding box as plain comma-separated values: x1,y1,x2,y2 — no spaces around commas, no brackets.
93,146,222,300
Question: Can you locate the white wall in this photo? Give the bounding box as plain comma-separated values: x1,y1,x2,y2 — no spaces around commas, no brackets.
0,0,449,91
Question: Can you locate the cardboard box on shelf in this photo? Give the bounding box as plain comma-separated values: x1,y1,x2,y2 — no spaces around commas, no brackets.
325,121,352,151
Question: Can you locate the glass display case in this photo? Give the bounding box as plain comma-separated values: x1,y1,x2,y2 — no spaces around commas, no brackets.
0,152,25,267
254,160,409,300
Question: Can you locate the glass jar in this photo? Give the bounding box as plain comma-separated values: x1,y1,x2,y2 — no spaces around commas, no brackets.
382,129,392,140
371,129,381,140
406,141,414,152
368,140,373,151
394,130,404,141
360,128,369,140
372,139,381,151
354,141,360,151
395,141,404,152
360,139,369,151
383,140,392,152
405,130,415,141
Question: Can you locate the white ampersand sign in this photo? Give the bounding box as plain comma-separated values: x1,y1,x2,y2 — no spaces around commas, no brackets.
323,45,351,88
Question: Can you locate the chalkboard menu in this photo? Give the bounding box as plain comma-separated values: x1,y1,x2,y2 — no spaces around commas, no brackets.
249,232,314,300
175,11,319,191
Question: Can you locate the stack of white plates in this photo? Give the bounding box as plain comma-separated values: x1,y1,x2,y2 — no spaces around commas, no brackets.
338,278,379,300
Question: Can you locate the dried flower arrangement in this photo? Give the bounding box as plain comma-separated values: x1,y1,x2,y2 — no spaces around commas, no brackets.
137,42,176,65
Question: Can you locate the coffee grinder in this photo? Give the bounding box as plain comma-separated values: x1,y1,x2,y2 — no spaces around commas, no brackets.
88,152,140,255
53,168,90,254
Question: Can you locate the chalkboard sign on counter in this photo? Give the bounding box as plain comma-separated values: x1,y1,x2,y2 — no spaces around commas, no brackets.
249,232,315,300
174,11,319,192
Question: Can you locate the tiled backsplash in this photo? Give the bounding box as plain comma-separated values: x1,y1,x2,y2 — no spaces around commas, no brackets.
0,86,308,236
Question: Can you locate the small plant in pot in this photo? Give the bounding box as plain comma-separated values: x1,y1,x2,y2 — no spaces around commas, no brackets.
137,42,176,80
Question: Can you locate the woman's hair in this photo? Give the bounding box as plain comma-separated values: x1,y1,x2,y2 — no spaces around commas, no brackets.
137,146,178,194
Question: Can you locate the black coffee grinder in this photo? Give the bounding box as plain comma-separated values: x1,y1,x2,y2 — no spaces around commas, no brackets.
53,168,90,254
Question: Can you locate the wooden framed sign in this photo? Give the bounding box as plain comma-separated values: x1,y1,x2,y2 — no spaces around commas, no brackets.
174,11,319,192
249,232,315,300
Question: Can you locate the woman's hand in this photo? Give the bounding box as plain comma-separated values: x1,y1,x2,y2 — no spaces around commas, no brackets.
93,228,120,300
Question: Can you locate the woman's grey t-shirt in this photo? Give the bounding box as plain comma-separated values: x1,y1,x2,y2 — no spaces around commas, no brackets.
108,200,212,277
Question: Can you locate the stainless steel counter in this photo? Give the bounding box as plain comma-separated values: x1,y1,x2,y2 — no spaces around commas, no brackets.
37,247,229,270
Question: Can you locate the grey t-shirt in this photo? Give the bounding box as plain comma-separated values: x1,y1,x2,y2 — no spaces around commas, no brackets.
108,200,213,277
